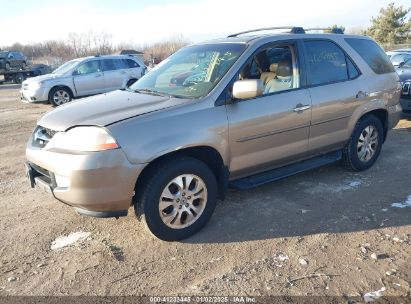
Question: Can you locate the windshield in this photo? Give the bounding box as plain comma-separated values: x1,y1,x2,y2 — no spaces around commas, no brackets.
52,60,80,74
402,57,411,69
130,43,247,98
0,51,8,58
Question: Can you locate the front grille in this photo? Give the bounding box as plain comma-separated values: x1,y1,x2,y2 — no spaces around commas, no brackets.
32,126,56,148
402,82,410,95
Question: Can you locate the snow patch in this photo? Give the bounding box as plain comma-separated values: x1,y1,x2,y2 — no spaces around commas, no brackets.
391,195,411,208
364,286,385,302
301,178,364,194
51,231,91,250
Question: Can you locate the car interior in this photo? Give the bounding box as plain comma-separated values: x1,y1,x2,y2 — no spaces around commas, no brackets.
238,45,300,95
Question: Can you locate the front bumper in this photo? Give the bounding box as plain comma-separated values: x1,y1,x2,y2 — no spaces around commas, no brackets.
399,97,411,111
20,86,49,103
26,143,145,216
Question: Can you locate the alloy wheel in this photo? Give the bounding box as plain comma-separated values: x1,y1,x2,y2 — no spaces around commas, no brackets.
53,90,70,105
357,125,378,162
158,174,208,229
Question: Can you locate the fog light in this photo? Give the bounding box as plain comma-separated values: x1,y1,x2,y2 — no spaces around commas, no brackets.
55,174,70,188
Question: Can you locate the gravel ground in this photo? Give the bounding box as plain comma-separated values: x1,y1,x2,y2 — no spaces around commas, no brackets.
0,88,410,301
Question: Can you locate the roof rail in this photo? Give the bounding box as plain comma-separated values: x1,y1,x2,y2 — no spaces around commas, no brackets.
305,27,345,34
227,26,305,37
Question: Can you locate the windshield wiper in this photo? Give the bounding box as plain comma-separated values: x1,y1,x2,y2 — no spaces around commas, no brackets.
134,89,170,97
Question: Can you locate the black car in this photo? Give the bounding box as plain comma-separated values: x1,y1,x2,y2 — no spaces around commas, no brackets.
0,50,28,71
397,58,411,111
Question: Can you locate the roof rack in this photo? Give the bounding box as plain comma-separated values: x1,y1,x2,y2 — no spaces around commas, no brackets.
305,27,345,34
227,26,305,37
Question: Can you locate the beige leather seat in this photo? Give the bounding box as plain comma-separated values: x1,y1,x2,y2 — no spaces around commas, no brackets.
264,60,293,94
260,63,278,85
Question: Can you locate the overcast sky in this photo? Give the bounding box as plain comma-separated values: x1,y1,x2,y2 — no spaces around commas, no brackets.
0,0,410,46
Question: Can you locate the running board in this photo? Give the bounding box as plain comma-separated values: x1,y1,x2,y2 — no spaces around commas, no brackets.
229,150,342,190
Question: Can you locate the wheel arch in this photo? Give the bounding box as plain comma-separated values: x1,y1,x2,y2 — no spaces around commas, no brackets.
347,102,389,144
133,145,228,218
48,85,74,100
356,109,388,142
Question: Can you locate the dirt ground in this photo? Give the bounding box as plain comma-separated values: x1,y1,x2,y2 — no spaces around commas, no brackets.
0,86,410,301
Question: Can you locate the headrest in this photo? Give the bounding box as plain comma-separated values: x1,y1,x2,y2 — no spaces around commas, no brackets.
269,63,278,73
276,59,292,77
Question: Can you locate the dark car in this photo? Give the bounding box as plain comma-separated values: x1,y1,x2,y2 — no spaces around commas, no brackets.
0,50,28,71
30,64,53,76
397,58,411,111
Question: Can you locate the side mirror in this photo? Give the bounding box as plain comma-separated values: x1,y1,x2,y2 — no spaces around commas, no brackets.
72,70,79,76
232,79,264,100
398,61,405,68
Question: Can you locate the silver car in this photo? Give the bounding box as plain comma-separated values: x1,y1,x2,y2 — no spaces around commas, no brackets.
20,55,146,106
25,27,402,241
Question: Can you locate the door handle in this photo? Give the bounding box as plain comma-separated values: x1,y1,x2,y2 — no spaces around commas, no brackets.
356,91,368,99
95,73,103,77
293,104,311,112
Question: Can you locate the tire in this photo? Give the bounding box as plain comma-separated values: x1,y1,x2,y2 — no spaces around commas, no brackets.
135,156,218,241
342,114,384,171
13,73,25,84
5,62,10,71
48,87,72,106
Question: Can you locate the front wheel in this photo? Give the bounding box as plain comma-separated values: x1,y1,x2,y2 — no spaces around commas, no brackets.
342,114,384,171
136,157,218,241
49,87,72,106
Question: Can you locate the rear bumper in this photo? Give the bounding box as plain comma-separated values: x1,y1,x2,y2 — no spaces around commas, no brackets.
26,144,145,216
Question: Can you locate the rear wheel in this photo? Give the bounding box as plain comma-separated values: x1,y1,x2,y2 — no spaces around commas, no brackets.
342,114,384,171
49,87,72,106
135,157,217,241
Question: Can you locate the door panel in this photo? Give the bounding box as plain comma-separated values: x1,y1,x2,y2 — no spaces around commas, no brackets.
102,59,128,91
73,60,105,96
308,79,370,154
302,39,369,154
227,89,312,179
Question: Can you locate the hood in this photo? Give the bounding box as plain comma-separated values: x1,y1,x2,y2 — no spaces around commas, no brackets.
38,89,189,131
397,68,411,82
24,73,68,83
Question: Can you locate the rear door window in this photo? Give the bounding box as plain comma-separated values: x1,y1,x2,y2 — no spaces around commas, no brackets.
345,38,395,74
304,40,350,86
102,59,117,71
112,59,128,70
126,59,140,68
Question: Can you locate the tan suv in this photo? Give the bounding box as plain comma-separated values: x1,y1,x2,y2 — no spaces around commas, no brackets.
25,27,402,241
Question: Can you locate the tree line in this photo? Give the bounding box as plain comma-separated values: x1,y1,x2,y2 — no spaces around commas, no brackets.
1,31,188,67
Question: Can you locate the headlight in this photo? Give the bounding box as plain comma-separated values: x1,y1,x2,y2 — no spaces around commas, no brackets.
30,82,44,90
46,126,119,152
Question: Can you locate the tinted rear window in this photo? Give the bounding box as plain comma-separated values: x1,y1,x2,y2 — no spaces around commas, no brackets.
127,59,140,68
304,40,349,86
345,38,395,74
